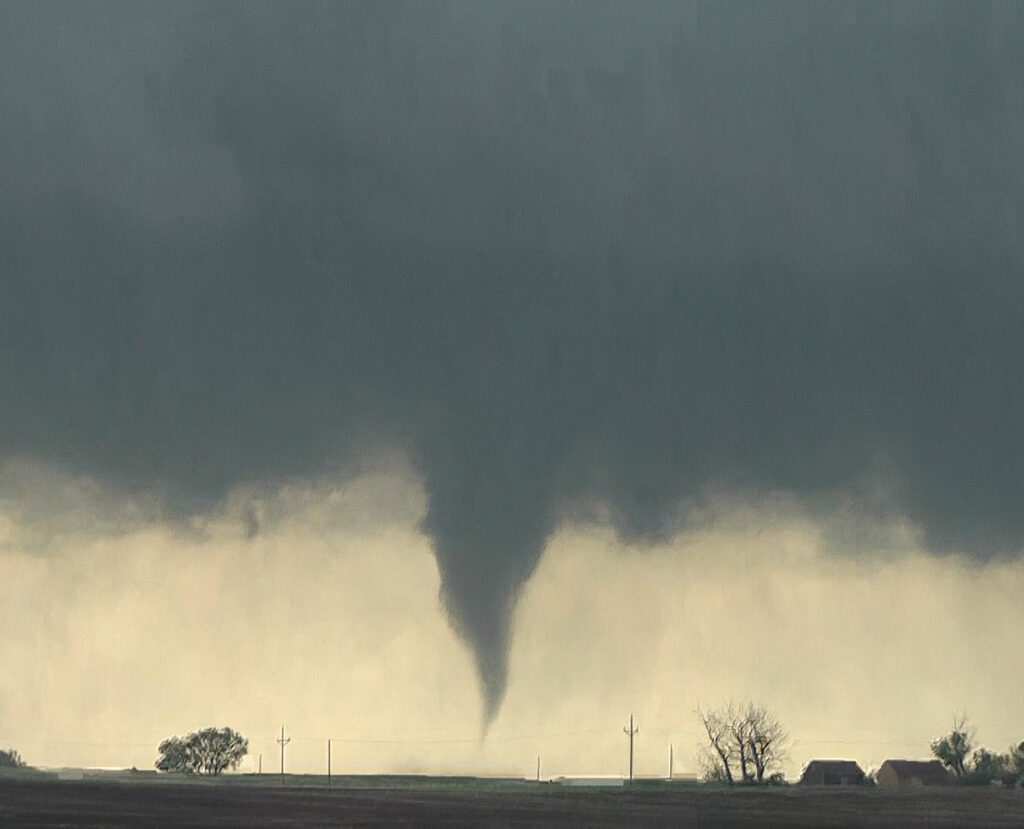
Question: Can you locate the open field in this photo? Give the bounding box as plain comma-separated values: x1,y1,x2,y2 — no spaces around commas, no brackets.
3,775,1024,827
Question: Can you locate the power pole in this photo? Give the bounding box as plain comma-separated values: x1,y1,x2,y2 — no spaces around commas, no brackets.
623,714,638,781
258,753,262,775
277,726,290,781
669,744,674,781
536,756,541,782
327,739,332,788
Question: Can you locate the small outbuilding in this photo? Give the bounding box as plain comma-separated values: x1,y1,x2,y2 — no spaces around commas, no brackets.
799,760,866,786
877,760,952,788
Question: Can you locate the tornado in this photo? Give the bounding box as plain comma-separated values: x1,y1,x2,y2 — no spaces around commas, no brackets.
3,2,1024,726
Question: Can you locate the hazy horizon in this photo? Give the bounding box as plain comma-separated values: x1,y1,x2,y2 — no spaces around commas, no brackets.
3,457,1023,780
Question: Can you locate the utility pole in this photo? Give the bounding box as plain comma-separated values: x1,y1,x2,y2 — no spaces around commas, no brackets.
328,739,332,788
277,726,290,781
669,744,674,781
536,756,541,782
623,714,638,781
258,753,262,775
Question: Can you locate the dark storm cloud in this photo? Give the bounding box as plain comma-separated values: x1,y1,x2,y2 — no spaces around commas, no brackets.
3,1,1024,719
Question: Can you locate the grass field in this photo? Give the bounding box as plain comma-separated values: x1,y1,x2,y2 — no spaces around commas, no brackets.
3,773,1024,826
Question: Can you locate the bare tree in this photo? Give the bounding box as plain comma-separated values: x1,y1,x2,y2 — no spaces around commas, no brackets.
697,702,788,785
698,705,735,785
744,704,789,783
729,705,755,783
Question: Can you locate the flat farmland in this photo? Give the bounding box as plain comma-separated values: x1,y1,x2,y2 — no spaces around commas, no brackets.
2,776,1024,827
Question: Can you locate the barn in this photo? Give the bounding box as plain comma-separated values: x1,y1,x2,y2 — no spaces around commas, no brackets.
799,760,866,786
877,760,952,788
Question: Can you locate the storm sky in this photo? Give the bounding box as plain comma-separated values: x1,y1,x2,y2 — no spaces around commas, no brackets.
2,1,1024,774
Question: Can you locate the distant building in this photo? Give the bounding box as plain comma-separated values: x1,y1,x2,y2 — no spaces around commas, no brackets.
799,759,866,786
877,760,952,788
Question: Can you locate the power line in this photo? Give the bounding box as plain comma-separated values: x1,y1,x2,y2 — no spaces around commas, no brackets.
305,727,609,745
623,714,638,782
277,726,290,780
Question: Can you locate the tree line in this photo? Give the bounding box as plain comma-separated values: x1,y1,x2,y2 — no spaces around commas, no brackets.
0,748,25,768
931,714,1024,787
155,727,248,775
0,729,248,777
9,711,1023,783
695,705,1024,788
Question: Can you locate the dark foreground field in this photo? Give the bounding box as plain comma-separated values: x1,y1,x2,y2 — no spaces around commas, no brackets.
2,775,1024,827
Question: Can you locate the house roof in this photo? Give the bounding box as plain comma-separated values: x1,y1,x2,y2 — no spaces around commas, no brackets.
879,760,951,782
801,760,865,778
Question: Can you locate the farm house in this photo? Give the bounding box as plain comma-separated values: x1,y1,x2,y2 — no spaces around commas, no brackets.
799,760,866,786
877,760,952,788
